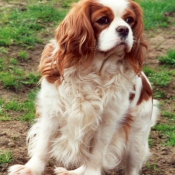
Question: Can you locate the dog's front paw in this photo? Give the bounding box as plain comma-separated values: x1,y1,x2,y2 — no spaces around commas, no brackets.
54,165,86,175
54,167,68,175
8,165,40,175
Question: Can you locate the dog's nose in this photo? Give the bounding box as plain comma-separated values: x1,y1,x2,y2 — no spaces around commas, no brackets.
116,26,129,39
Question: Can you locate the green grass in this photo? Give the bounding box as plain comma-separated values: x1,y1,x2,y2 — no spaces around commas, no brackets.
144,49,175,147
18,50,29,61
154,124,175,146
0,64,40,91
19,88,38,122
0,72,40,91
10,58,19,65
0,2,68,47
144,66,172,87
146,163,160,172
162,111,175,119
60,0,78,8
159,50,175,66
0,46,9,54
0,89,38,122
0,151,13,166
136,0,175,29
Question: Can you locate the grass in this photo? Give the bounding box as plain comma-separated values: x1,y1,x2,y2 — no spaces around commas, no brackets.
0,88,38,122
159,50,175,66
162,110,175,119
136,0,175,29
143,66,172,87
0,150,13,167
18,50,29,61
0,71,40,91
144,49,175,147
154,124,175,146
146,163,160,172
19,88,38,122
0,57,40,91
0,2,68,47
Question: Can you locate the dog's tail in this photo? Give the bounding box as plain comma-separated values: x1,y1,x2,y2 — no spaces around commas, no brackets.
151,99,160,127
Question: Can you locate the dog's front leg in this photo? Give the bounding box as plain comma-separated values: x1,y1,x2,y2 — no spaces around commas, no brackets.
84,117,119,175
9,117,56,175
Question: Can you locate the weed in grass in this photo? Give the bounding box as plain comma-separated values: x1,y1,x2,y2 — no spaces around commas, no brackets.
0,150,13,166
13,68,24,76
0,58,3,71
10,58,18,65
0,99,4,116
153,90,166,99
167,132,175,146
146,163,159,172
154,124,175,146
0,46,8,54
162,110,175,119
5,100,24,112
61,0,78,8
0,116,11,121
159,50,175,67
0,72,21,91
154,124,175,132
0,63,40,91
0,99,11,121
144,66,172,87
19,88,38,122
0,89,38,122
149,138,155,147
22,73,40,86
18,50,29,61
151,72,172,87
0,99,3,106
143,66,154,77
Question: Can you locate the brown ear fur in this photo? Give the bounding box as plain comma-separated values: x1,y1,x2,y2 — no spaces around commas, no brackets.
39,0,96,84
126,1,148,74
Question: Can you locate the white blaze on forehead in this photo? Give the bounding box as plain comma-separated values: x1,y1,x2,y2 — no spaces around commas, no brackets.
98,0,129,16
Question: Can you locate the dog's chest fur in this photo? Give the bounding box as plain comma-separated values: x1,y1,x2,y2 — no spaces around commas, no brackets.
36,54,136,167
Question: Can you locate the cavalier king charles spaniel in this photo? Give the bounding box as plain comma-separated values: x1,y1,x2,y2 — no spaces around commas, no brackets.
9,0,159,175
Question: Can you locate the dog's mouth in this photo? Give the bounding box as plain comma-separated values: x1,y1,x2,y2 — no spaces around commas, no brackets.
115,41,131,53
98,40,132,59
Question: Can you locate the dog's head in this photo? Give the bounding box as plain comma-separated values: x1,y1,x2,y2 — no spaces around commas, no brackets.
40,0,147,83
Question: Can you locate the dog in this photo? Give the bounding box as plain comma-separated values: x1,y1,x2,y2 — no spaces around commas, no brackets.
9,0,159,174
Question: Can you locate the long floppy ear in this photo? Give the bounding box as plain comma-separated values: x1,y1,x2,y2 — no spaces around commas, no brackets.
126,1,148,74
39,0,95,84
54,1,95,75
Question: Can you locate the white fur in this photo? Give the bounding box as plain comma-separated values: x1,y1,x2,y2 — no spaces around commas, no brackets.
98,0,129,16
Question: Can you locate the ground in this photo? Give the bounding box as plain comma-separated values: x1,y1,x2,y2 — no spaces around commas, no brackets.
0,4,175,175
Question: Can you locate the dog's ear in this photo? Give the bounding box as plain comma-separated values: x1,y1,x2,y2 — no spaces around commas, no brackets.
126,1,147,74
39,1,96,84
54,1,96,76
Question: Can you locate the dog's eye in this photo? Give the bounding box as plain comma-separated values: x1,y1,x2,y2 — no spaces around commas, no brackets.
125,17,134,25
97,17,110,25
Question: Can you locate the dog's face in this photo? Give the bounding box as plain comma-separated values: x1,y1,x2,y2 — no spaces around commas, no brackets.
92,0,134,53
40,0,147,83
